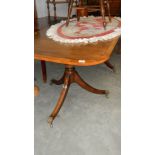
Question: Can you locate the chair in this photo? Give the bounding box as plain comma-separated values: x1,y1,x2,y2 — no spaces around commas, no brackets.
46,0,78,23
66,0,111,28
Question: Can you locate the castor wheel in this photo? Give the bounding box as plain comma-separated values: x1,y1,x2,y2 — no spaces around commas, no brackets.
105,90,110,98
48,116,54,128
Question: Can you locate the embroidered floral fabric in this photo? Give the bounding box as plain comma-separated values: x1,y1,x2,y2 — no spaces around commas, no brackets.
46,16,121,44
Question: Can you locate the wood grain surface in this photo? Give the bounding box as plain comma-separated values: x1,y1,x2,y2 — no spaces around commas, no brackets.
34,28,119,66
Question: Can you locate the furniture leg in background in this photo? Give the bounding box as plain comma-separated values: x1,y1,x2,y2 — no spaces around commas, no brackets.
66,0,74,26
53,0,57,21
34,0,39,32
47,0,77,24
106,0,111,22
46,0,57,24
41,60,47,83
100,0,106,28
47,0,51,25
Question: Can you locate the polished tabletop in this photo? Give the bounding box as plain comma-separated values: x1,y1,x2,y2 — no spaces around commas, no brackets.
34,28,119,66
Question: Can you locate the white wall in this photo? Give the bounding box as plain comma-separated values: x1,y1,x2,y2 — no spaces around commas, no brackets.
36,0,76,18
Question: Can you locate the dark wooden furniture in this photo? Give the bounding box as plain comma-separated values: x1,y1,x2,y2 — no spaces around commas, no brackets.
66,0,111,28
109,0,121,16
40,61,47,83
34,0,39,32
46,0,78,22
34,0,47,83
47,0,68,22
34,28,120,126
86,0,121,16
76,7,88,21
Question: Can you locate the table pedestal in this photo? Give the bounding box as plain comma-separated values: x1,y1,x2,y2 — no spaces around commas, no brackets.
48,65,109,126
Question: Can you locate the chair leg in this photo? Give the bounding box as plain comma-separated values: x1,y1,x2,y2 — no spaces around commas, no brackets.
46,1,51,25
106,0,111,22
47,1,50,18
53,0,57,21
66,0,74,26
100,0,106,28
67,0,71,20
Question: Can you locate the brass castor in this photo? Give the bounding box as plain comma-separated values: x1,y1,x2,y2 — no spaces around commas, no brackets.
48,116,54,128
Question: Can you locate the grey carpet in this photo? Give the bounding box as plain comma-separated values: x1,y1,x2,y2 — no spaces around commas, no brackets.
34,52,121,155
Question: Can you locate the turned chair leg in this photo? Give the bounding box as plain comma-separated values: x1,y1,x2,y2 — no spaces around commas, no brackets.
53,0,57,21
106,0,111,22
46,0,50,19
100,0,106,28
66,0,74,26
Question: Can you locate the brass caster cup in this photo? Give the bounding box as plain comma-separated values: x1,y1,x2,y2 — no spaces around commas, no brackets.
48,117,54,128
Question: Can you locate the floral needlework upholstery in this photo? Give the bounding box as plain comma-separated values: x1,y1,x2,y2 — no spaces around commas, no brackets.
47,16,121,44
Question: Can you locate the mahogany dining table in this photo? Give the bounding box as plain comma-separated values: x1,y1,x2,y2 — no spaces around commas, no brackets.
34,28,120,126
